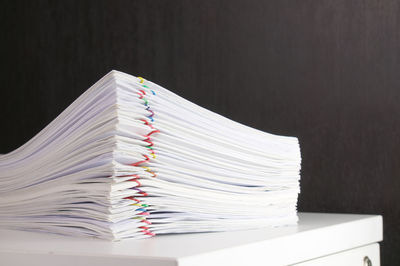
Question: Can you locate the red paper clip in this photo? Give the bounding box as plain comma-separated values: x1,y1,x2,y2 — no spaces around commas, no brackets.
124,196,140,203
145,231,156,236
142,219,152,225
143,138,154,147
138,191,148,197
140,119,155,129
146,129,160,137
130,155,150,167
128,179,141,187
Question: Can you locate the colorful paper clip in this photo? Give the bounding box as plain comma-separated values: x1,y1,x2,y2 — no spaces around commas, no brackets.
129,81,160,233
146,129,160,137
124,196,140,203
142,219,152,225
128,179,141,187
140,119,155,129
130,155,150,167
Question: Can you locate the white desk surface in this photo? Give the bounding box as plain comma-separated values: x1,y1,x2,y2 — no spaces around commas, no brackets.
0,212,382,266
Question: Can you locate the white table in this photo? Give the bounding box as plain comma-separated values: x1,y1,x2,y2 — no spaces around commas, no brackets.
0,213,382,266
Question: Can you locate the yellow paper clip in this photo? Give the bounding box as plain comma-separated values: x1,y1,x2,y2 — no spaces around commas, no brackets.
141,166,157,177
142,166,151,172
138,77,145,84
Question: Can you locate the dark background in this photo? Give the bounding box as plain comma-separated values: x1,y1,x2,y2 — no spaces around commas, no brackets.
1,0,399,264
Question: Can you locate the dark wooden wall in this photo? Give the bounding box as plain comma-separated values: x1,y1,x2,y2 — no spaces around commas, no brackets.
1,0,399,264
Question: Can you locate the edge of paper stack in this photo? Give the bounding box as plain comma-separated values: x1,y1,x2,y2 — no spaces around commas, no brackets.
0,70,301,240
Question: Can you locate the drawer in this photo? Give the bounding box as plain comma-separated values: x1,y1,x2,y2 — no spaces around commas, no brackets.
292,243,380,266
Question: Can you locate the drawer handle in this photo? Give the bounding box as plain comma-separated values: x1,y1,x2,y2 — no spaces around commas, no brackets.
364,256,372,266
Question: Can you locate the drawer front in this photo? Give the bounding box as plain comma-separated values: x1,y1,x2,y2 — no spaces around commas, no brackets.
292,243,380,266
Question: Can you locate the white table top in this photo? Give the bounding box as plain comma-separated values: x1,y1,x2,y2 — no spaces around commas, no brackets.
0,212,382,266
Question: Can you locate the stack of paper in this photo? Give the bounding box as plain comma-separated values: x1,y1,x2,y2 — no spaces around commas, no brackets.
0,71,301,240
